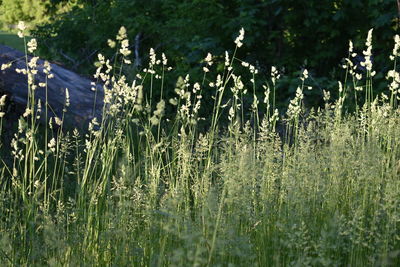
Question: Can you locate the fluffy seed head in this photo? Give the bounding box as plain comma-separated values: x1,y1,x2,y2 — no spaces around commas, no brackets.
27,39,37,53
17,21,26,38
116,26,127,41
234,28,245,48
0,95,7,106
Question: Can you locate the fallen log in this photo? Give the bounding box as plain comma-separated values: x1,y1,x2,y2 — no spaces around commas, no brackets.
0,45,104,130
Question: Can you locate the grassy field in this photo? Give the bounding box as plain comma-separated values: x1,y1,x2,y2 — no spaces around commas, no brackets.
0,27,399,266
0,30,32,51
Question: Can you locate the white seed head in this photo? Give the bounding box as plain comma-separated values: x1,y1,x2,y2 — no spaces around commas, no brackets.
348,40,354,53
23,108,31,117
234,28,245,47
391,34,400,60
54,117,63,126
108,39,116,48
48,138,56,152
301,69,309,81
116,26,127,41
338,81,343,93
323,90,330,102
27,38,37,53
17,21,26,38
225,51,230,66
0,95,7,106
43,60,51,75
1,62,12,70
149,48,156,66
65,88,70,107
162,53,168,66
205,53,213,66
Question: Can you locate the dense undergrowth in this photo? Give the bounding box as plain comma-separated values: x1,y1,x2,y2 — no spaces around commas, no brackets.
0,24,400,266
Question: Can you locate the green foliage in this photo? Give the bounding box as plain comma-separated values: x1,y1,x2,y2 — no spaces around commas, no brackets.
0,0,52,28
0,0,77,31
29,0,399,111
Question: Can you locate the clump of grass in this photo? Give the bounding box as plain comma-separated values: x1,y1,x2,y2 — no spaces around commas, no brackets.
0,23,400,266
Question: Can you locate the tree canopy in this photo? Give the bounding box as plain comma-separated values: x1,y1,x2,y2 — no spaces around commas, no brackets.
0,0,76,30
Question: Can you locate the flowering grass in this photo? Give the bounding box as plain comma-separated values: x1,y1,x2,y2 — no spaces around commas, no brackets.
0,24,400,266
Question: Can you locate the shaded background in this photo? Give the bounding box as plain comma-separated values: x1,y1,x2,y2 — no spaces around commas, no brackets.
1,0,399,110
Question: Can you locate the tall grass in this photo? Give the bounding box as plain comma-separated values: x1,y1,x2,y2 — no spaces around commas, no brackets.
0,24,400,266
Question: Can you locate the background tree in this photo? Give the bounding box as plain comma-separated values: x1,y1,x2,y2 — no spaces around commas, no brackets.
2,0,399,109
0,0,76,30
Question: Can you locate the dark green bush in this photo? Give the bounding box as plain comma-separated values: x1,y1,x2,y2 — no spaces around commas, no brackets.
29,0,400,110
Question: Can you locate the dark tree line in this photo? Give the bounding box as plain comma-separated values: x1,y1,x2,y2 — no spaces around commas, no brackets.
2,0,399,108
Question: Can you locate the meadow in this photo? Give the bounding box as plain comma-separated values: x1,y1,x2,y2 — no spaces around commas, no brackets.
0,25,399,266
0,30,31,52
